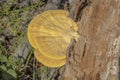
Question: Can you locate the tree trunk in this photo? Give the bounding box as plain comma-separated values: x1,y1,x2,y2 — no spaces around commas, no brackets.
58,0,120,80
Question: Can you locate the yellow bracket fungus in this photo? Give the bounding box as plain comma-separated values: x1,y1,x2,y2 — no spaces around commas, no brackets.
35,50,66,68
27,10,79,67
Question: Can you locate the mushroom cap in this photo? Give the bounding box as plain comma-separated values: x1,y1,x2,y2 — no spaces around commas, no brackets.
27,10,79,60
34,49,66,68
27,10,70,48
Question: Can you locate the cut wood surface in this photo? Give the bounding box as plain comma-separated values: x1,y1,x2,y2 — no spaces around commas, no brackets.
58,0,120,80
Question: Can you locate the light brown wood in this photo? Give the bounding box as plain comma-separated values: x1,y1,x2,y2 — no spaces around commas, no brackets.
58,0,120,80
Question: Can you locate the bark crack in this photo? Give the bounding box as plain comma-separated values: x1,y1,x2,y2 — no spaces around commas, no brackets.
82,42,86,58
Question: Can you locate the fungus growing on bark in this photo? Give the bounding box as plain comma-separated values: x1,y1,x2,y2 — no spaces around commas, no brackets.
27,10,79,67
34,50,66,67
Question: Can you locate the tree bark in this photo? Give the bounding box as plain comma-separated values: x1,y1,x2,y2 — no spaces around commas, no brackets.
58,0,120,80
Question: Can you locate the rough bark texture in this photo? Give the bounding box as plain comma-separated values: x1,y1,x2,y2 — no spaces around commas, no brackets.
58,0,120,80
15,0,120,80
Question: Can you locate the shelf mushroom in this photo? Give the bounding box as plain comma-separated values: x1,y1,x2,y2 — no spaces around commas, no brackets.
27,10,79,67
34,49,66,67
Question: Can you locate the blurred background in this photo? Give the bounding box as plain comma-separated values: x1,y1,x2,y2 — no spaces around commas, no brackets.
0,0,69,80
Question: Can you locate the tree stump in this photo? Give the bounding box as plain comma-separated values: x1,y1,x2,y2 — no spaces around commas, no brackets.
58,0,120,80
